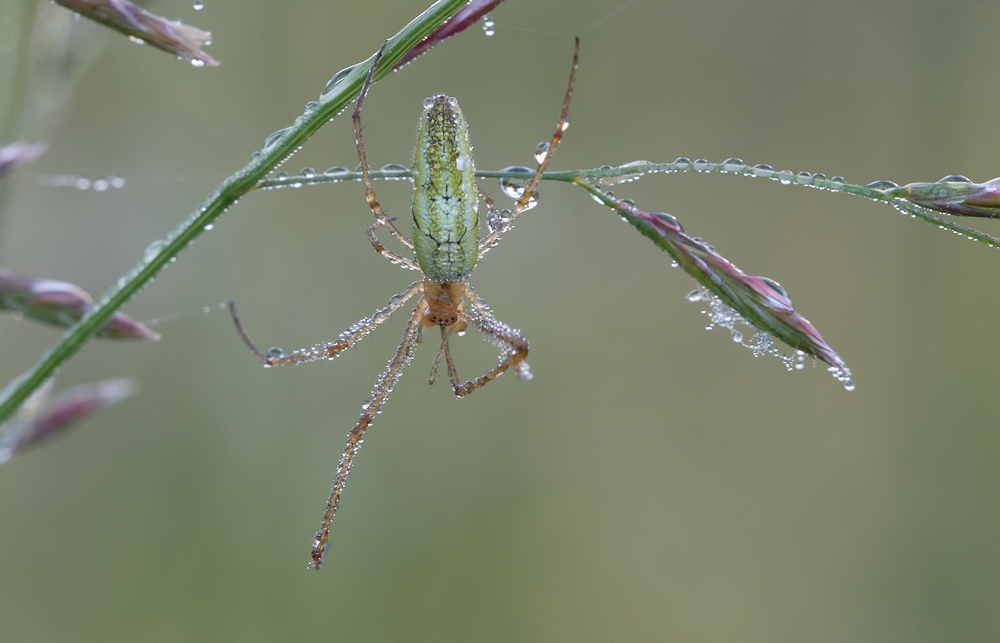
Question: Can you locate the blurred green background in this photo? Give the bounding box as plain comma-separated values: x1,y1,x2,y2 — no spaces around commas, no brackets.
2,0,999,641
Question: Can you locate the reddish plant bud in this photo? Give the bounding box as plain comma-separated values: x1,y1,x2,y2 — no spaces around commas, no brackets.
0,379,134,463
885,176,1000,218
54,0,218,67
615,199,852,387
395,0,505,70
0,142,47,179
0,269,159,340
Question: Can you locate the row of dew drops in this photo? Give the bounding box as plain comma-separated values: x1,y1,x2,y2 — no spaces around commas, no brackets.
589,156,963,194
595,157,854,190
38,175,125,191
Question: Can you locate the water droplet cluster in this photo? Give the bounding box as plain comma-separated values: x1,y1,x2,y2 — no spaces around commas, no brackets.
686,286,854,390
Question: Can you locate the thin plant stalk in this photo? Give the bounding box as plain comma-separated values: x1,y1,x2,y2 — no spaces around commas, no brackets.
259,160,1000,249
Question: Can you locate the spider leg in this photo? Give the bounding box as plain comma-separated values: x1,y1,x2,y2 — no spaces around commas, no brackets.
427,325,455,385
476,186,502,234
367,221,422,272
444,284,531,398
478,37,579,258
229,281,423,367
476,186,496,211
311,297,427,569
355,42,414,251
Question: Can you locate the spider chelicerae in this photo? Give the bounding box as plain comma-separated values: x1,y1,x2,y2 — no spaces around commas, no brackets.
231,38,578,568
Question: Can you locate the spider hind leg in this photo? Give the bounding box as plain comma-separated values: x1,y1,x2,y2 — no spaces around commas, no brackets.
440,284,531,399
311,297,428,569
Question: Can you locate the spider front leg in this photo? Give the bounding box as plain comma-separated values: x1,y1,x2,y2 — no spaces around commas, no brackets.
478,37,579,258
441,285,532,399
354,41,414,252
311,297,427,569
229,281,423,367
367,220,422,272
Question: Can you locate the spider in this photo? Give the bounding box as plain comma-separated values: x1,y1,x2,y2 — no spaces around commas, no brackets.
231,38,578,569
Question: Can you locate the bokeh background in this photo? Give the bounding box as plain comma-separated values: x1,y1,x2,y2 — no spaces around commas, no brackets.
2,0,999,641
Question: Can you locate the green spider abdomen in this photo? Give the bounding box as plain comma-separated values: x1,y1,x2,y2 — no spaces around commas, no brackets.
412,94,479,282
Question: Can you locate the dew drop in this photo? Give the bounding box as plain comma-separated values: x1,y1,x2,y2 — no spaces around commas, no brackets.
203,223,214,231
534,141,550,164
193,1,204,9
760,277,787,298
323,66,356,95
482,14,495,36
795,171,812,185
693,158,710,172
267,347,285,359
865,180,898,190
721,158,746,173
143,239,168,262
938,174,972,183
423,97,435,110
777,169,794,184
731,330,743,343
129,36,145,45
264,128,289,150
651,212,683,231
752,163,774,177
498,166,534,199
191,59,205,68
300,167,316,178
685,289,704,302
673,157,692,170
92,179,109,191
